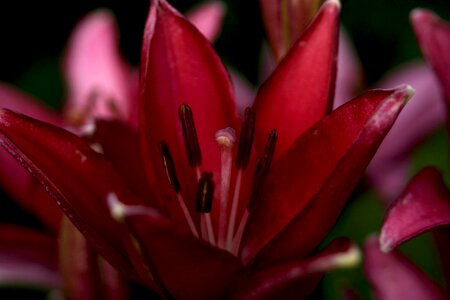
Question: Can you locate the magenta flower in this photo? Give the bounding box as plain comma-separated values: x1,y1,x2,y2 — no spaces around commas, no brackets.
411,8,450,124
363,167,450,299
0,0,415,298
362,9,450,299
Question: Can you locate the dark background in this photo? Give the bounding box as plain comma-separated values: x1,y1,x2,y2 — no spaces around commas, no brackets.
1,0,450,108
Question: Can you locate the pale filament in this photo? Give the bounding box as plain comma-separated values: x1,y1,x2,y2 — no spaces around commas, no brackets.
177,194,199,238
226,170,243,251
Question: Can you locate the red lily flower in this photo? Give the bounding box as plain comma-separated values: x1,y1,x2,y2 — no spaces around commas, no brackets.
0,0,414,298
411,9,450,139
0,2,228,297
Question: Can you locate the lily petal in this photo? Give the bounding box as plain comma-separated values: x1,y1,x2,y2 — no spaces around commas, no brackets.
59,217,129,300
86,120,155,205
64,10,134,124
230,238,360,299
364,236,447,300
0,83,63,231
112,199,243,300
186,1,226,43
253,0,340,160
379,167,450,252
411,9,450,105
0,109,141,282
139,0,239,212
242,85,414,264
260,0,326,60
0,225,60,289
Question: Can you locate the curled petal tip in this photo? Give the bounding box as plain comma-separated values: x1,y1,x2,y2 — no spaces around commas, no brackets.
326,0,341,10
410,8,435,23
395,84,416,101
378,232,393,253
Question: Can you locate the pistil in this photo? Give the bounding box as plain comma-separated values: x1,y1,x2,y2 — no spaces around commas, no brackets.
215,128,236,248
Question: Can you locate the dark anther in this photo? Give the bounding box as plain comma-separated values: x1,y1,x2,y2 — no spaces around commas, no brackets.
236,107,256,170
247,129,278,212
261,129,277,175
196,172,214,213
158,140,181,193
178,104,202,167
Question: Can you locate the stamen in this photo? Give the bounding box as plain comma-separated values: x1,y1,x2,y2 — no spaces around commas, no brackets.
158,141,199,238
231,210,249,255
158,140,181,193
236,107,256,170
215,128,236,248
231,129,279,252
178,104,202,167
226,170,243,250
196,172,216,245
196,172,214,213
247,129,278,212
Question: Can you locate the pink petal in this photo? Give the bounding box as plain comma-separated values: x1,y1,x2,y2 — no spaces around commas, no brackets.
139,0,239,216
411,9,450,107
186,1,226,43
0,82,62,125
230,69,256,117
260,0,326,60
230,238,360,299
63,10,134,124
253,0,340,161
333,29,364,108
241,86,414,264
0,109,142,282
380,167,450,252
367,62,445,202
364,236,447,300
111,199,243,300
0,225,60,289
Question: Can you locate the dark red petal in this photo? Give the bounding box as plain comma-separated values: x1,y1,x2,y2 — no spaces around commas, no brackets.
241,86,414,264
379,167,450,252
253,0,339,160
139,0,239,213
112,199,243,300
0,83,63,231
87,120,156,206
229,238,360,299
0,109,141,282
0,225,60,289
411,9,450,107
59,217,131,300
364,236,447,300
59,216,106,300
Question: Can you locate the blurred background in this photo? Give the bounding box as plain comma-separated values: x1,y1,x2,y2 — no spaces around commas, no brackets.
0,0,449,298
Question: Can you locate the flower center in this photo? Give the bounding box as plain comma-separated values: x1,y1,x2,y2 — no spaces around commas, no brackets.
159,104,277,256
